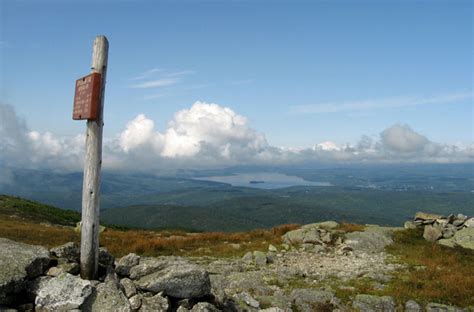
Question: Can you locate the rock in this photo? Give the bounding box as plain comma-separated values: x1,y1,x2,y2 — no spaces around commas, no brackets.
227,243,240,250
136,262,211,298
242,252,253,264
405,300,422,312
352,294,395,312
344,226,397,253
253,251,267,267
404,221,418,229
139,292,169,312
268,244,278,252
301,221,339,230
0,238,50,305
190,302,220,312
442,224,457,239
46,262,80,277
423,224,442,242
290,289,336,312
99,247,115,266
116,253,140,277
415,212,443,221
75,221,106,234
282,229,305,245
259,308,286,312
129,294,142,310
425,302,466,312
120,278,137,298
50,242,80,262
83,272,132,312
438,228,474,250
34,273,93,311
302,230,321,244
320,232,333,244
129,257,176,280
235,291,260,309
464,218,474,228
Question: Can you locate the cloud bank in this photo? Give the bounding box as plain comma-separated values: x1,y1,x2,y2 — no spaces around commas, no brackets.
0,102,472,171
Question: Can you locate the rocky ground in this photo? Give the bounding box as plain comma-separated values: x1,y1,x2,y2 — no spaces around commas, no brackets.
1,216,473,312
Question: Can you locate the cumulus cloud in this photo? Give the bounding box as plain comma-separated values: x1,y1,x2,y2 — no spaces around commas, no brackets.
381,124,429,153
0,103,84,170
0,101,472,172
116,102,268,167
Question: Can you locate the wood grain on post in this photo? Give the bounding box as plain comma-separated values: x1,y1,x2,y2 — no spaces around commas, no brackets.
80,36,108,280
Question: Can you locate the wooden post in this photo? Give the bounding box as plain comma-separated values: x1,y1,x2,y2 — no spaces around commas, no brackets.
80,36,108,280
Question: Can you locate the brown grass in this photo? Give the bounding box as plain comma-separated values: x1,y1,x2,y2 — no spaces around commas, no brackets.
0,217,299,258
383,228,474,306
337,222,366,233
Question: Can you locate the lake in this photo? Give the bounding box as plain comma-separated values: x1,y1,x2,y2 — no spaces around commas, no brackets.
194,172,332,189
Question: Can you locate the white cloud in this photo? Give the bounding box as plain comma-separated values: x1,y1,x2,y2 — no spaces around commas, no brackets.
1,102,472,171
291,92,473,114
380,124,429,153
129,78,179,89
130,68,163,81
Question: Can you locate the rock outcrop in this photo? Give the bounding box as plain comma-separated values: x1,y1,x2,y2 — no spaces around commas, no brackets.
413,212,474,250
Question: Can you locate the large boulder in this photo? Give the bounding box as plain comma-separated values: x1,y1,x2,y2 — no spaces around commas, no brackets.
301,221,339,230
352,294,395,312
116,253,140,277
290,289,337,312
136,262,211,299
423,224,443,242
0,238,50,304
415,212,443,221
425,302,466,312
83,268,131,312
129,257,176,280
34,273,93,311
344,225,400,253
50,242,80,262
438,228,474,251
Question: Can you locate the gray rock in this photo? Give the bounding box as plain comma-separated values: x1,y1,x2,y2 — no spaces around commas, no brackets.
344,226,396,253
268,244,278,252
404,221,418,229
129,294,142,310
301,221,339,230
425,302,467,312
136,263,211,298
116,253,140,277
352,294,395,312
120,278,137,298
34,273,93,311
423,224,443,242
415,212,443,221
302,230,321,244
253,251,267,267
83,273,131,312
405,300,422,312
282,229,305,245
129,257,176,280
259,309,286,312
235,291,260,308
47,262,80,277
99,247,115,266
442,224,457,239
50,242,80,262
139,293,169,312
190,302,220,312
290,289,336,312
438,228,474,250
0,238,50,304
464,218,474,228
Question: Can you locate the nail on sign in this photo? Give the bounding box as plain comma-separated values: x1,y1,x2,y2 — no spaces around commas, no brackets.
73,73,102,120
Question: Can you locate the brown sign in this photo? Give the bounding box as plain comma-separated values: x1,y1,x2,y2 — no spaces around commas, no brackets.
73,73,102,120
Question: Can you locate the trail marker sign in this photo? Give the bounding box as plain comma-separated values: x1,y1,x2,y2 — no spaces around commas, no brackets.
73,72,102,120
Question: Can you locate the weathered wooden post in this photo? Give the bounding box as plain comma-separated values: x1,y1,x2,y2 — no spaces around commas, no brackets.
73,36,109,280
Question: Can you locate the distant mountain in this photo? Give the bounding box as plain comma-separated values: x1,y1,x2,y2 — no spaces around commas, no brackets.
0,195,80,226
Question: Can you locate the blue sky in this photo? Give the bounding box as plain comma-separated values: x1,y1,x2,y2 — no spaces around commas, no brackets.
0,0,472,170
